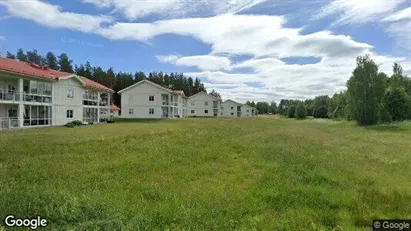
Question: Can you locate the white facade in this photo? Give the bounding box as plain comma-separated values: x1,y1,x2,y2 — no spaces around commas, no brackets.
0,71,112,130
241,104,256,117
188,92,221,117
118,80,188,119
221,100,243,117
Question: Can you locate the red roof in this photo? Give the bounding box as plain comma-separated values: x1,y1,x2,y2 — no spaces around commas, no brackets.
0,57,114,93
110,104,120,111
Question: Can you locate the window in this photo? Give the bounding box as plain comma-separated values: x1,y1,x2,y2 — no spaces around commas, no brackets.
191,110,195,114
221,107,224,110
220,113,223,115
205,101,208,106
149,108,154,114
67,110,73,119
129,109,134,114
149,95,154,101
231,107,234,110
205,110,208,114
231,112,234,115
247,110,249,113
67,88,74,99
191,101,195,106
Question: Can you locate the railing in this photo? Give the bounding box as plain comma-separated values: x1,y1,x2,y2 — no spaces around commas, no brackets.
23,118,52,126
162,101,169,105
0,89,20,101
0,117,19,130
23,93,52,103
99,101,109,107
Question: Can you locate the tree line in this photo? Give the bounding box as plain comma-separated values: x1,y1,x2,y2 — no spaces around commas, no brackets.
248,55,411,125
5,49,207,107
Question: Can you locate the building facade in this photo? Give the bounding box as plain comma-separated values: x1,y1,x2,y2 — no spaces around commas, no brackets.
0,57,114,130
118,79,188,119
188,92,221,117
220,100,256,117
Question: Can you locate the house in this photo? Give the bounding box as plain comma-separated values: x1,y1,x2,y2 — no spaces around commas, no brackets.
220,99,244,117
0,57,114,130
117,79,188,119
110,104,120,117
188,91,221,117
241,104,257,117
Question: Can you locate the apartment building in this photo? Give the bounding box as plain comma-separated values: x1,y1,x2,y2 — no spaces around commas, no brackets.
220,100,257,117
188,91,221,117
0,57,114,130
118,79,188,119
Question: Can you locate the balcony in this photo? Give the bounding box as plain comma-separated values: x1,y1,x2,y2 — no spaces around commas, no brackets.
23,93,52,103
162,101,169,106
0,117,19,129
0,89,20,102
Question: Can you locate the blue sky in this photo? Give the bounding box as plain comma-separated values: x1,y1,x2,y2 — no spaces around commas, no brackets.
0,0,410,102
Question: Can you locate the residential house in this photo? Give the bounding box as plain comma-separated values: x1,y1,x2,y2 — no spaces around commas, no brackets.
220,99,243,117
188,91,221,117
0,57,114,130
117,79,188,119
241,104,256,117
110,104,120,117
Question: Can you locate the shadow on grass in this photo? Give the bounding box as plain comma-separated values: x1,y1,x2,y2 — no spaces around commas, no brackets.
365,122,410,132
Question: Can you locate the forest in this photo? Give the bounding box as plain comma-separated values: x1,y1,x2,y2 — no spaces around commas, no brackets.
247,55,411,126
5,49,207,108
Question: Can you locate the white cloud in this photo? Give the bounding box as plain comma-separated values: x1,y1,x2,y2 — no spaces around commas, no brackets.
156,55,180,64
314,0,405,26
157,55,231,71
0,0,113,33
82,0,267,20
0,35,5,41
382,7,411,22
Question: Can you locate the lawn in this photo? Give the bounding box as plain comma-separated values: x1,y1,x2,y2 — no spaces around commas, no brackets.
1,116,410,230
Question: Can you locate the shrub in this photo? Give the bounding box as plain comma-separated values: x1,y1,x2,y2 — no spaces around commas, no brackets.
383,87,411,121
65,120,84,128
295,104,307,120
287,105,296,118
379,104,392,123
313,106,328,118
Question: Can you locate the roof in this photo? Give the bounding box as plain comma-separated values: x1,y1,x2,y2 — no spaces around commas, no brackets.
188,91,221,101
0,57,114,93
110,104,120,111
118,79,187,97
222,99,243,105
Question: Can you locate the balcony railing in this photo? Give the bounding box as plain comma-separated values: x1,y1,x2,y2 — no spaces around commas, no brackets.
0,117,19,130
0,89,20,101
23,93,52,103
162,101,169,105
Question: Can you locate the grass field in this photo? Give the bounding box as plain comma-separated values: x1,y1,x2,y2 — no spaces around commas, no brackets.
1,116,411,230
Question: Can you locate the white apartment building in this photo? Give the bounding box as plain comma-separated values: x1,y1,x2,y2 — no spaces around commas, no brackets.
188,91,221,117
0,57,114,130
118,79,188,119
220,99,257,117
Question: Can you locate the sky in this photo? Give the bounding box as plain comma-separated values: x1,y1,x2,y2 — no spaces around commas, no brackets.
0,0,410,103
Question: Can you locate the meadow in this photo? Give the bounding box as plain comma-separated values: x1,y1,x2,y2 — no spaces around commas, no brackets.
0,116,410,230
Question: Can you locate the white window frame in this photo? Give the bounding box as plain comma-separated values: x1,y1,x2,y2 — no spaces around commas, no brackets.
205,101,208,106
129,108,134,114
191,101,195,106
231,107,234,110
149,108,154,114
66,109,74,119
191,110,195,114
204,110,208,114
67,88,74,99
149,95,154,101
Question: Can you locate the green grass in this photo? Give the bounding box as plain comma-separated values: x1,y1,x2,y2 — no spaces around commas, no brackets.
1,116,410,230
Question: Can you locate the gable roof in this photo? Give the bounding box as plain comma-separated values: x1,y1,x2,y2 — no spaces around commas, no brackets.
0,57,114,93
118,79,187,96
222,99,243,105
189,91,221,101
110,104,120,111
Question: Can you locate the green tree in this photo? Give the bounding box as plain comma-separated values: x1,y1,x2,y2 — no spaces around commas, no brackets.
346,55,386,126
58,53,74,73
256,102,270,114
287,105,296,118
209,89,222,101
45,52,58,70
383,87,411,121
269,101,278,114
295,103,307,120
134,71,146,83
26,49,42,64
16,48,27,62
6,51,15,59
312,95,330,118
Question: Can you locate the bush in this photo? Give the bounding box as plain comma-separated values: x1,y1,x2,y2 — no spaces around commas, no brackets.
313,106,328,118
287,105,296,118
65,120,84,128
295,104,307,120
383,87,411,121
379,105,392,123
